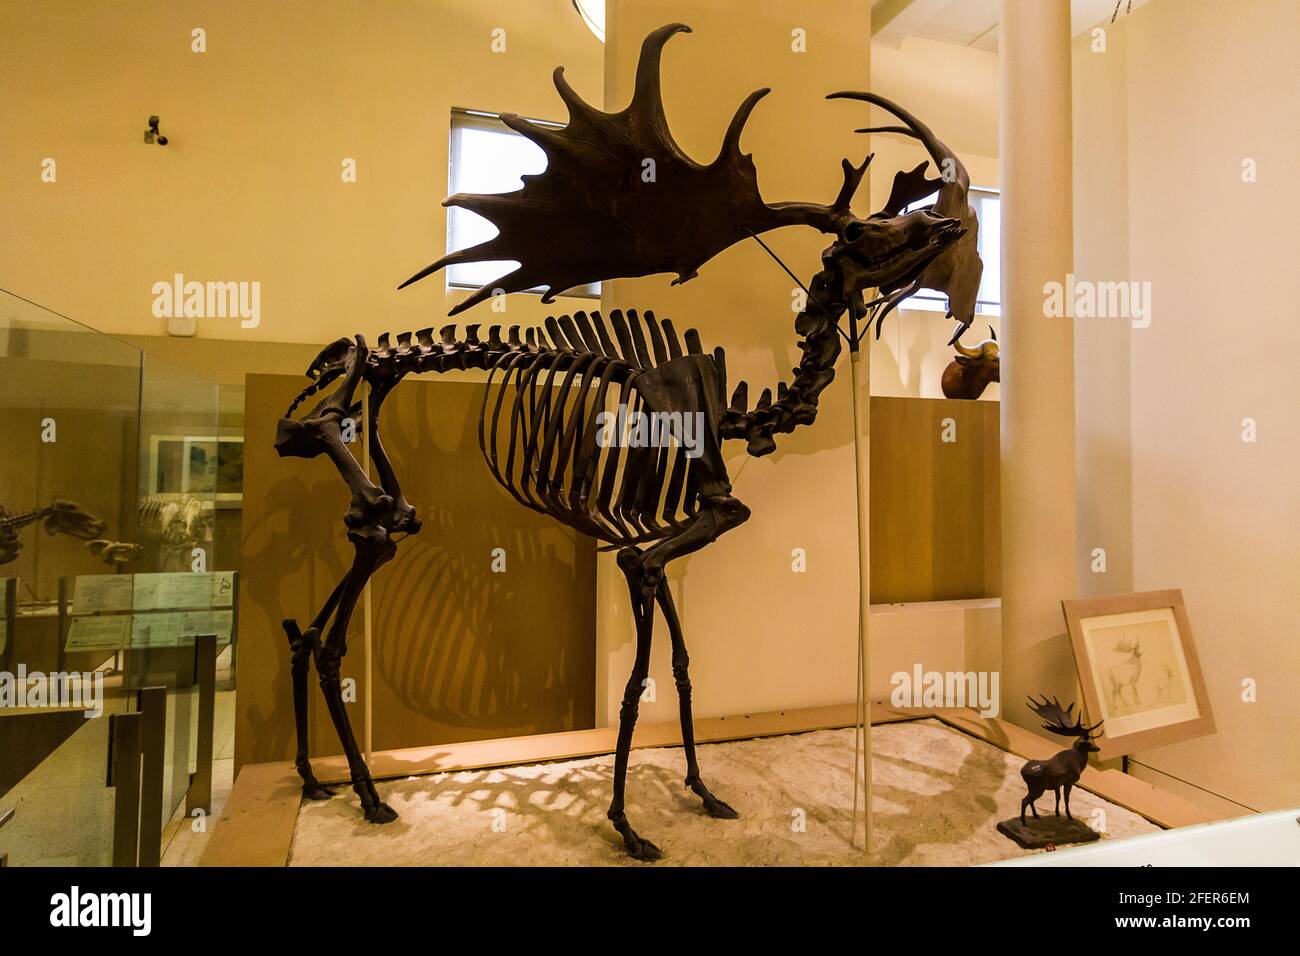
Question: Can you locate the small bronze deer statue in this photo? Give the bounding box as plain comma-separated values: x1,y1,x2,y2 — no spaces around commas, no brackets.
1018,695,1103,824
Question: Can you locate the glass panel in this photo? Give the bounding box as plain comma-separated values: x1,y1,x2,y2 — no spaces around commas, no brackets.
901,187,1001,316
136,350,220,832
0,289,141,865
0,288,223,864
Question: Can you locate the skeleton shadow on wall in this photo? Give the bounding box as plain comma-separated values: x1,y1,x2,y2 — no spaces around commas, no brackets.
368,381,594,735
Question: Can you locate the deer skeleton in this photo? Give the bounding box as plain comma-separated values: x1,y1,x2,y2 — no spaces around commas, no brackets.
277,23,983,860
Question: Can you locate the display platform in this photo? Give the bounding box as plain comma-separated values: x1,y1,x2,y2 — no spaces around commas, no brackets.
289,719,1159,867
199,703,1224,867
990,808,1299,867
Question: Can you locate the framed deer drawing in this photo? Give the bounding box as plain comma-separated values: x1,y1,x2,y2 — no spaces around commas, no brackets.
1061,590,1215,761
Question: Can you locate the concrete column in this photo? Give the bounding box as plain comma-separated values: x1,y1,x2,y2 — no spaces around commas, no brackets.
998,0,1078,728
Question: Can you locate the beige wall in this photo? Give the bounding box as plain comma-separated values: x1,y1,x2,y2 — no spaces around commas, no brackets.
1073,0,1299,811
0,0,603,343
1073,22,1134,597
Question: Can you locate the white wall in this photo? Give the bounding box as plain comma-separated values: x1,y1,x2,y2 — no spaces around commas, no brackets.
1074,0,1300,811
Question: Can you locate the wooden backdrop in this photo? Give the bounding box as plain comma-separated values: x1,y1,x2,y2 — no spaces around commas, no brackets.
236,374,596,770
236,378,997,768
870,397,1000,604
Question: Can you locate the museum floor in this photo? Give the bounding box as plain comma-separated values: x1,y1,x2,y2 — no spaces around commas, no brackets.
286,719,1160,866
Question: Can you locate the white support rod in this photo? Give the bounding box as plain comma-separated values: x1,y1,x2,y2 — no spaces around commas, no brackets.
849,342,872,855
362,390,374,763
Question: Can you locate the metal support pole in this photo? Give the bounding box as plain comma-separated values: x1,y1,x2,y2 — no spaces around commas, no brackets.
0,578,15,671
849,328,873,856
362,390,374,763
187,633,217,816
226,571,240,689
56,576,69,673
136,685,167,867
108,711,142,867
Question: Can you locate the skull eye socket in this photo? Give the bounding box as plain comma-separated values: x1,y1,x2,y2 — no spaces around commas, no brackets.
841,221,866,244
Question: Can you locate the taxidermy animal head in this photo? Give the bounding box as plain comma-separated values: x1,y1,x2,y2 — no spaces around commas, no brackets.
941,326,999,400
397,22,970,332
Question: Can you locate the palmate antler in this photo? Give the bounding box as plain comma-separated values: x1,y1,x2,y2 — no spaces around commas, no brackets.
1027,695,1104,740
400,23,868,315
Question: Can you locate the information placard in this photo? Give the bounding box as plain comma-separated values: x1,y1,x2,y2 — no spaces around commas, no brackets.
130,609,234,648
66,614,132,651
72,574,134,614
133,571,233,611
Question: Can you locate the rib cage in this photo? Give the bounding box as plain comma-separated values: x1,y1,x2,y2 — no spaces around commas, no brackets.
363,308,730,547
137,494,209,546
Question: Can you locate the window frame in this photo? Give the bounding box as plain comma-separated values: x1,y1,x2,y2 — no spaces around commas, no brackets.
446,107,600,300
899,185,1001,318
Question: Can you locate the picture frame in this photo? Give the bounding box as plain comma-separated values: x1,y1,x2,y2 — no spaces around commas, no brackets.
1060,589,1215,761
147,435,244,507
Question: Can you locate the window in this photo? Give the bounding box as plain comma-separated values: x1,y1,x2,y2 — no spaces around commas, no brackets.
446,109,599,298
901,187,1000,317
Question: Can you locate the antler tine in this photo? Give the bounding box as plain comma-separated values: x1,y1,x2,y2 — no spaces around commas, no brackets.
716,87,772,164
831,155,873,213
828,90,970,192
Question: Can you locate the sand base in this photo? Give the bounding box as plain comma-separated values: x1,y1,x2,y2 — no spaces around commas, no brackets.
289,718,1159,866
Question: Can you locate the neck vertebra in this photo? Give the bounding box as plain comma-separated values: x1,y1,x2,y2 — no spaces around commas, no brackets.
720,298,843,457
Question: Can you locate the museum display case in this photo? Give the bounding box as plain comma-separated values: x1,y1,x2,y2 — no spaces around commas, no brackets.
0,0,1294,910
0,289,231,865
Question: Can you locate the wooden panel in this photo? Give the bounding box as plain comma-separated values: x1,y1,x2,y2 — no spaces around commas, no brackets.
235,374,596,771
367,378,596,751
197,761,303,868
870,397,1000,604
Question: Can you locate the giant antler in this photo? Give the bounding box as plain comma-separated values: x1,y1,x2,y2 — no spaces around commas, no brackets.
401,23,868,315
1027,695,1104,740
